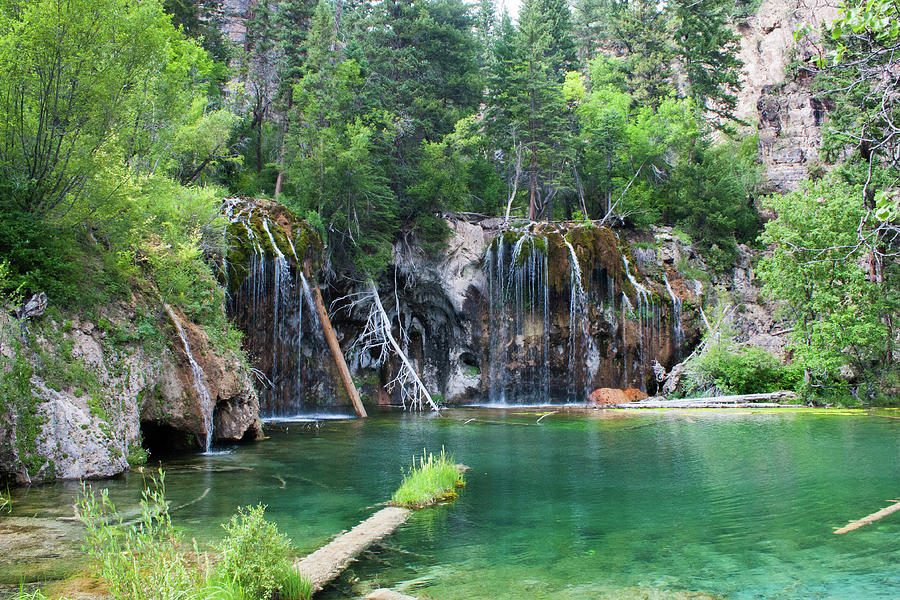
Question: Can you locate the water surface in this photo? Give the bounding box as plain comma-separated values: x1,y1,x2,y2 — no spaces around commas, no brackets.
7,409,900,598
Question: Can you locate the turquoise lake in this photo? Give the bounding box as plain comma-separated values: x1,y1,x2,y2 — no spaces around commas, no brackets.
7,409,900,598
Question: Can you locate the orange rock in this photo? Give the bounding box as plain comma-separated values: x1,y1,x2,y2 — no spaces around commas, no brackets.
588,388,628,405
623,388,649,402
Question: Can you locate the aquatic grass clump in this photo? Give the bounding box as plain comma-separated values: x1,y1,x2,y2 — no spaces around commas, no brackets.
391,448,465,509
274,564,313,600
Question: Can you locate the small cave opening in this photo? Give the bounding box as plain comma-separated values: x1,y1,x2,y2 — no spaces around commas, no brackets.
460,351,479,368
140,420,199,458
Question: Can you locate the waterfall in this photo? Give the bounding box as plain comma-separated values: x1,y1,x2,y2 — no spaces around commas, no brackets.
225,202,343,418
622,254,656,391
485,233,551,405
665,274,684,361
163,303,214,453
563,237,592,402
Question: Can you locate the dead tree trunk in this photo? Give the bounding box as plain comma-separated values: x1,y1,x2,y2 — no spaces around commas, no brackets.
306,267,367,418
367,281,439,412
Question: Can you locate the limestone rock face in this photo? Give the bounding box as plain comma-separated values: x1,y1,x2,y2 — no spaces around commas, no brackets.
0,300,261,484
734,0,840,192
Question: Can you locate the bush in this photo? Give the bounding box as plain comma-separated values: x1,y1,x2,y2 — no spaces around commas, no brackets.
686,345,802,396
78,472,310,600
215,505,293,600
274,564,313,600
391,448,465,508
78,471,203,600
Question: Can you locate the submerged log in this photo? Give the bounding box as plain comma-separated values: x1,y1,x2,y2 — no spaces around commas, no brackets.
295,506,410,591
305,267,367,418
613,391,800,409
366,590,418,600
834,499,900,534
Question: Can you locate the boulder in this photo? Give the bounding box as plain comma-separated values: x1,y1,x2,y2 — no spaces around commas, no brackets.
588,388,628,406
623,388,649,402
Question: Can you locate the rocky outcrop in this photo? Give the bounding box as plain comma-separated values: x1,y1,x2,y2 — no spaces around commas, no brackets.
0,298,261,485
735,0,840,192
335,219,712,405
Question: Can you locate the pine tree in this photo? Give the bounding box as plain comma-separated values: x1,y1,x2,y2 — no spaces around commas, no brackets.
604,0,674,107
670,0,744,129
474,0,499,75
494,0,575,220
536,0,579,80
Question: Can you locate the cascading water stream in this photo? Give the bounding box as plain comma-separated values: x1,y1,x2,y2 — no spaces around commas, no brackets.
485,232,551,405
622,254,655,391
163,303,214,453
260,218,294,410
225,202,344,418
665,274,684,361
562,237,592,402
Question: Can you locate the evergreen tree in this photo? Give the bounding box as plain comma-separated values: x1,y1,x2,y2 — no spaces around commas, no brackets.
496,0,575,219
287,1,398,275
536,0,579,80
669,0,744,129
474,0,499,75
604,0,673,107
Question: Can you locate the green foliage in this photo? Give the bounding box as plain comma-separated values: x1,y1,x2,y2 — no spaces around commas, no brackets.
79,472,308,600
274,565,313,600
669,0,744,129
127,444,149,467
0,489,9,514
79,472,203,600
391,448,465,508
686,345,802,396
0,331,45,477
0,0,231,213
681,299,801,397
215,505,293,600
758,178,899,398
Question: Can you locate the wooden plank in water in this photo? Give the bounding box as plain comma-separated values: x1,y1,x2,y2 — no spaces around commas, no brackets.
834,499,900,534
295,506,411,591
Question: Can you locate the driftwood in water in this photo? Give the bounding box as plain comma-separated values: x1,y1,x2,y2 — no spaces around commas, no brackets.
366,590,418,600
834,499,900,534
615,391,800,409
295,506,410,591
305,268,367,418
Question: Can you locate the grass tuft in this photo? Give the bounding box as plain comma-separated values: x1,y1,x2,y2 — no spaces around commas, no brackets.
391,448,465,509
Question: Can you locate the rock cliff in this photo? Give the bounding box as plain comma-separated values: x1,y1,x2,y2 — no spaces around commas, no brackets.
735,0,840,192
0,297,261,484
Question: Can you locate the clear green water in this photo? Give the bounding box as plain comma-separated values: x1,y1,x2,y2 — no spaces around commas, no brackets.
7,409,900,598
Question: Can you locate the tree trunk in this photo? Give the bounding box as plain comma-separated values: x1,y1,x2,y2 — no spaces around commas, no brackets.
306,268,367,417
528,149,537,221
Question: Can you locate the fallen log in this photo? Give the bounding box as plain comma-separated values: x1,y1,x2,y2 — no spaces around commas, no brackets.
614,401,791,409
613,391,800,409
305,264,367,418
295,506,410,591
366,590,418,600
834,499,900,534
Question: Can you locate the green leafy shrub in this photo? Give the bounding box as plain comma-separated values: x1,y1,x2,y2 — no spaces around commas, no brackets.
710,347,800,395
78,472,309,600
685,345,801,396
78,471,203,600
215,505,293,599
391,448,465,508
